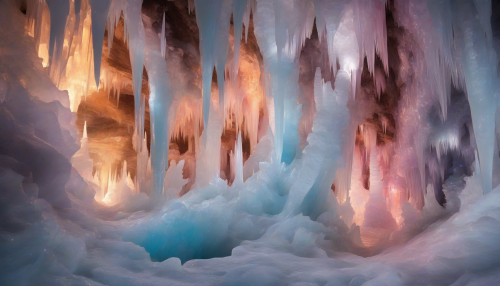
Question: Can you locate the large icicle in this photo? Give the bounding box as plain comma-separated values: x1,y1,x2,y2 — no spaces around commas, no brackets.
231,0,247,80
194,0,232,137
88,0,111,88
124,0,146,153
143,17,173,198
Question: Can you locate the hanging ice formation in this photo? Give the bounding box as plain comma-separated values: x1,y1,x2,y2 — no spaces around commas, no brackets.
22,0,500,258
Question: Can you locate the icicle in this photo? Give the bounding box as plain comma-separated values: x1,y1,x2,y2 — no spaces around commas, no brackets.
252,0,313,163
313,0,350,69
161,12,167,58
88,0,111,88
124,0,146,152
194,0,232,138
107,0,125,57
44,0,70,82
232,0,247,81
242,0,253,43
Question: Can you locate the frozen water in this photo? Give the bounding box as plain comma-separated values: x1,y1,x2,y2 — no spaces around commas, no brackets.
1,0,500,285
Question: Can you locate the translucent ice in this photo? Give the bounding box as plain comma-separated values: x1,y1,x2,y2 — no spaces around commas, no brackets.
88,0,111,88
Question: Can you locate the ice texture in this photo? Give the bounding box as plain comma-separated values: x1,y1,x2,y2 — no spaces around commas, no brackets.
2,0,500,285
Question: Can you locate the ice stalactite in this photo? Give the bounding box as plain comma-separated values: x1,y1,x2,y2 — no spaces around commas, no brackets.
161,12,167,59
107,0,125,57
45,0,70,83
124,0,146,154
194,0,231,136
231,0,247,81
353,0,388,75
233,132,244,186
313,0,350,69
252,0,314,163
144,16,173,198
88,0,111,88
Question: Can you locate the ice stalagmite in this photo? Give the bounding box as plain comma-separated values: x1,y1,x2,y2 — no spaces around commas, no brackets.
70,122,93,181
362,129,397,242
281,68,350,217
195,100,224,187
143,17,172,198
88,0,111,88
453,0,499,193
233,132,244,186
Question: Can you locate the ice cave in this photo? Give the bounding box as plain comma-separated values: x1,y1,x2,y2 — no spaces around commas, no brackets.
1,0,500,284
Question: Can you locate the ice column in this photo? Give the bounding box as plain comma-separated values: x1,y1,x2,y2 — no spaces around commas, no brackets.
454,0,499,193
144,17,173,198
281,68,351,217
